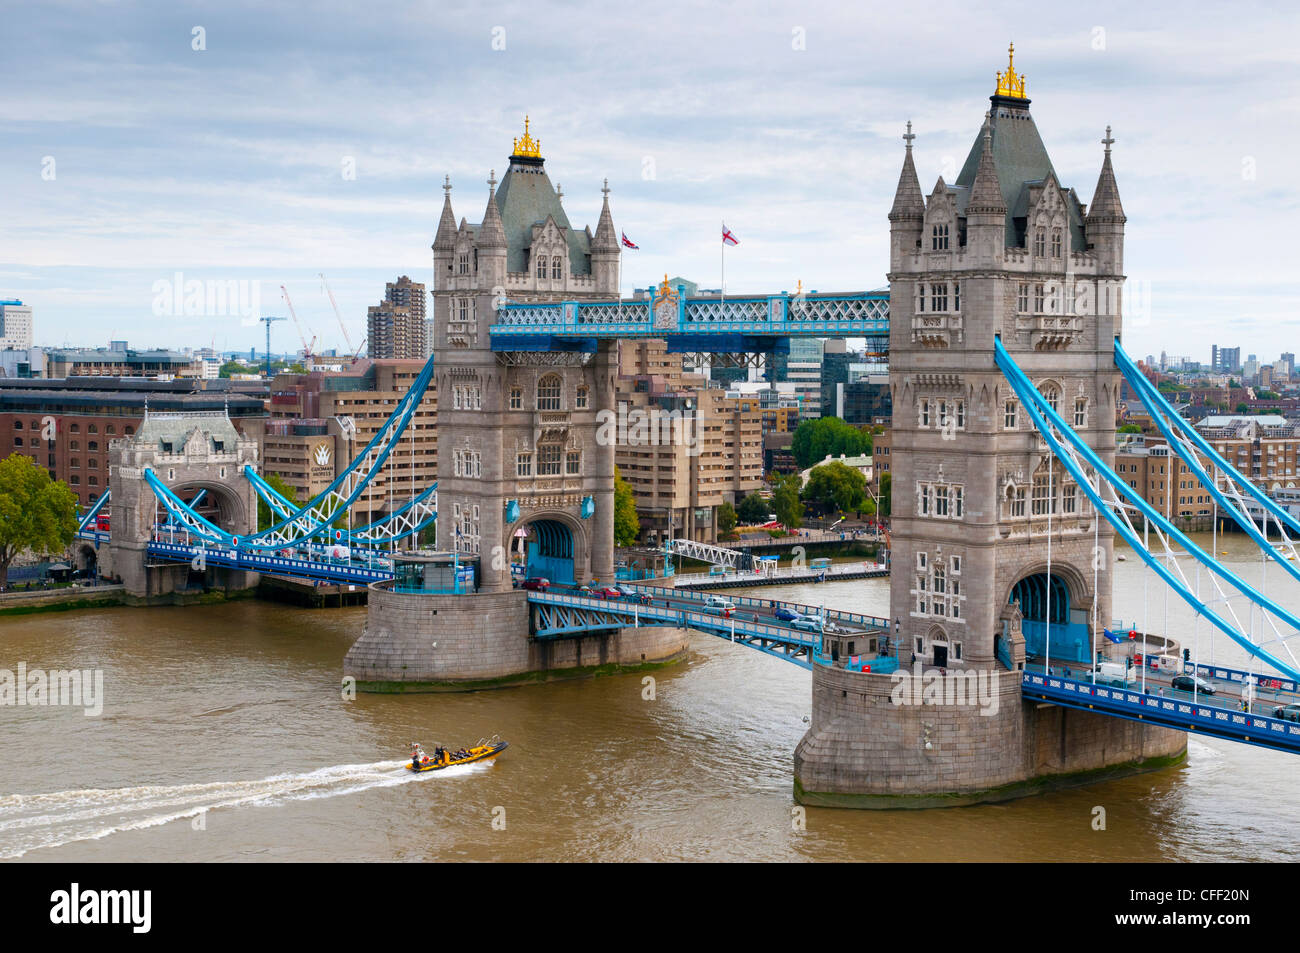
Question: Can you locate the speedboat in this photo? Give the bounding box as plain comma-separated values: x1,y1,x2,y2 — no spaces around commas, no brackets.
407,737,508,772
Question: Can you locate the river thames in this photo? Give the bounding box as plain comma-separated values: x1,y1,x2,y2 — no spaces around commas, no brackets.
2,530,1298,862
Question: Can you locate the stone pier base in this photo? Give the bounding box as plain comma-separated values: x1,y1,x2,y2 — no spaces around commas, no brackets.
343,584,690,692
793,664,1187,809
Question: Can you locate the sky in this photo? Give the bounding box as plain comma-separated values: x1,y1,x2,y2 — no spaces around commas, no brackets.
2,0,1299,364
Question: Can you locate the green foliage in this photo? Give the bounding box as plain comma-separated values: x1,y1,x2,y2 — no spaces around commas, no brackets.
800,460,870,514
0,454,79,586
258,472,302,531
716,502,737,539
772,473,804,531
1118,423,1142,434
1235,402,1250,414
790,416,872,470
735,493,770,524
1258,390,1281,400
219,360,253,378
878,472,891,519
614,466,639,547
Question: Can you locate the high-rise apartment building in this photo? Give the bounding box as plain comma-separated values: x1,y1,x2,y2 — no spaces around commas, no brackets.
0,301,33,350
367,276,427,360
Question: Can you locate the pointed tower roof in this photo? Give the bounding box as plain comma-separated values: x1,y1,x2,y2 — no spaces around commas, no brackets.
478,169,507,249
434,174,457,249
1086,126,1127,224
888,121,925,222
966,113,1006,215
593,178,618,252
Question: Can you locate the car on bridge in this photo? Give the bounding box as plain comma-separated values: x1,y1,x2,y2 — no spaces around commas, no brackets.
773,606,800,622
791,615,824,632
592,586,623,599
704,596,736,611
1272,704,1300,722
520,577,551,592
1171,674,1216,696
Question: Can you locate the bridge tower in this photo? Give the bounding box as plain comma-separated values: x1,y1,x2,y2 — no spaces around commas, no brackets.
794,49,1185,807
104,411,260,600
430,118,620,592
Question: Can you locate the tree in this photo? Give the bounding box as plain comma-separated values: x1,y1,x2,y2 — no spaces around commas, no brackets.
219,360,251,378
772,473,804,531
716,502,737,539
878,472,891,519
736,493,770,524
800,461,870,514
1118,423,1142,434
1235,402,1250,414
614,466,639,546
790,416,873,470
0,454,78,587
258,472,302,530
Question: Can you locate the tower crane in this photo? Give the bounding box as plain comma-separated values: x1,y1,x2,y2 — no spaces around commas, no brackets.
258,316,286,378
280,284,317,368
319,273,356,354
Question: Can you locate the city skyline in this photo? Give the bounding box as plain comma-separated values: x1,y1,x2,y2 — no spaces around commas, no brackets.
3,2,1300,360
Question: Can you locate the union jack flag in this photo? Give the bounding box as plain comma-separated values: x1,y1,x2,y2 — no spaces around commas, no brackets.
621,231,639,249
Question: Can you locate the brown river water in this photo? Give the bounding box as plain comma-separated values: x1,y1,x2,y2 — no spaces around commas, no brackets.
1,530,1297,862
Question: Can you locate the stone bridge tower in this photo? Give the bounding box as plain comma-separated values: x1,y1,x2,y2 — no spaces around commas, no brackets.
794,49,1186,808
431,119,620,592
104,410,259,599
886,48,1127,672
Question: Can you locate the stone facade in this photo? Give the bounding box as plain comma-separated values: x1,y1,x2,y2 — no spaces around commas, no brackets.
103,411,260,598
345,583,689,691
430,120,620,592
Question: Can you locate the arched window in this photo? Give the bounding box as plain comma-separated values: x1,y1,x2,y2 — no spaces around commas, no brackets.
551,256,562,279
575,385,589,409
1033,227,1046,257
537,375,562,411
1051,229,1063,259
1038,382,1061,414
536,254,547,278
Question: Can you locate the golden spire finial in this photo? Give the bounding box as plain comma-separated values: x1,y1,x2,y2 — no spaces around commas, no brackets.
995,42,1027,99
511,115,542,158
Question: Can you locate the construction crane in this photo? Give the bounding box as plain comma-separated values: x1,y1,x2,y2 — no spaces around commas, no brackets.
319,273,355,354
351,336,367,362
280,284,316,368
258,316,286,378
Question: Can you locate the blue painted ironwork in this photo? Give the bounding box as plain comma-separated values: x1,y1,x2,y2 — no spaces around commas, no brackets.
995,338,1300,682
76,490,111,540
489,289,889,347
1022,668,1300,755
147,540,391,584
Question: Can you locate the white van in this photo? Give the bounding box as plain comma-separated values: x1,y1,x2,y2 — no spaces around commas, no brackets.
1091,661,1134,685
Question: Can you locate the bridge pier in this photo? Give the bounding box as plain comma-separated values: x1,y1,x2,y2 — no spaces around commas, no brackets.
793,665,1186,809
344,583,689,691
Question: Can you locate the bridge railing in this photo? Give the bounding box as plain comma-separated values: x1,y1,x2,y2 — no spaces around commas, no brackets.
610,582,889,631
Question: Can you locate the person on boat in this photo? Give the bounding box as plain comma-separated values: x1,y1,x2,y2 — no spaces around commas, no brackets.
411,743,425,769
434,744,446,765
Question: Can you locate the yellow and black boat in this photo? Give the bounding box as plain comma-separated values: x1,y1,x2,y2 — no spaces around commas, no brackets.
407,737,508,773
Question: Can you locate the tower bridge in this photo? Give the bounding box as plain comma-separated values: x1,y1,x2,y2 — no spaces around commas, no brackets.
85,52,1300,803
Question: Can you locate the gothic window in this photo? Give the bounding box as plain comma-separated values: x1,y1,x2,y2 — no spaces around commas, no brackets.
1017,283,1029,313
576,385,589,409
931,224,949,251
458,298,470,322
934,485,948,517
536,254,547,278
1004,400,1018,429
1074,397,1088,429
931,283,948,311
933,564,946,595
538,445,562,476
510,388,522,410
1034,283,1046,314
1004,484,1027,518
1039,383,1061,414
453,449,462,477
566,451,581,475
552,256,562,279
453,386,462,410
917,552,928,571
917,284,926,313
537,375,562,411
516,452,532,477
458,253,469,275
1062,483,1078,514
954,486,964,518
1031,471,1056,516
1051,229,1063,259
953,281,960,312
919,399,931,428
1033,228,1046,257
919,484,930,516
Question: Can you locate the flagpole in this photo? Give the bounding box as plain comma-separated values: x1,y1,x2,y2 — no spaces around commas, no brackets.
721,223,726,303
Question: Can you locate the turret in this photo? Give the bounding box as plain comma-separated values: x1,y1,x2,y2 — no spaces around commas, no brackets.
433,175,457,291
1085,126,1126,275
964,113,1006,264
888,121,925,266
476,170,508,290
591,178,621,295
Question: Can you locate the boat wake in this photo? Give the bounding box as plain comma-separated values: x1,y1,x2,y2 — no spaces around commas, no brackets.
0,758,490,859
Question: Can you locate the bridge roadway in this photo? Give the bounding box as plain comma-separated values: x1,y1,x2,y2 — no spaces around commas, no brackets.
527,583,891,669
1024,661,1300,755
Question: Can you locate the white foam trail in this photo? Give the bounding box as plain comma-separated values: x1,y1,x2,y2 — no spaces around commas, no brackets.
0,758,494,859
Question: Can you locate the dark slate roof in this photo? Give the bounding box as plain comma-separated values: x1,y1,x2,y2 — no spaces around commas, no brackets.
492,158,591,275
954,99,1086,248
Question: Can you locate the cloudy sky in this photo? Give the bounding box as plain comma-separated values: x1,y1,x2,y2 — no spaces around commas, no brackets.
3,0,1298,364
